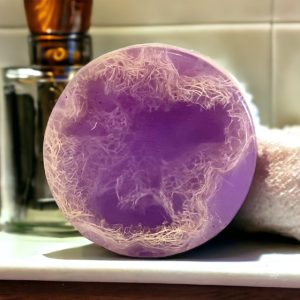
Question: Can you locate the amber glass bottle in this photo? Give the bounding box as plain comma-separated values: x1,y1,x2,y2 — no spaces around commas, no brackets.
0,0,92,235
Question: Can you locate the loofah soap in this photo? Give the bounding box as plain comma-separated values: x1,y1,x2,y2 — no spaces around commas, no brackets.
44,44,257,257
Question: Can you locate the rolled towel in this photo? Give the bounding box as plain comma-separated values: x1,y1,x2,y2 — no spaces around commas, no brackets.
235,126,300,240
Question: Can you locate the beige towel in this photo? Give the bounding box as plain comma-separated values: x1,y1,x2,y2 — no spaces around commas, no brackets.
235,126,300,240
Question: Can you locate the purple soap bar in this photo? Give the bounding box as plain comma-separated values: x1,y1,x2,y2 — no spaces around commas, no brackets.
44,44,257,257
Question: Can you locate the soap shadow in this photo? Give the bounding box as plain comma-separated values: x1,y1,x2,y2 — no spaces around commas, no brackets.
44,228,300,262
173,229,300,261
45,242,122,260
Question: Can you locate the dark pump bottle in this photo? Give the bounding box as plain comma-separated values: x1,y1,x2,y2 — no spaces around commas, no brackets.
0,0,92,235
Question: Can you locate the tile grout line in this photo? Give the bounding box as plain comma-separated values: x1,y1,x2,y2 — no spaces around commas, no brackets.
4,22,300,32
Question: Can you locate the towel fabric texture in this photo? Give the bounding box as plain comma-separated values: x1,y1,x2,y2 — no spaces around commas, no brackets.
235,126,300,240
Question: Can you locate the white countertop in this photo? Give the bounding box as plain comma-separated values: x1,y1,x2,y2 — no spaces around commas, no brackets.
0,230,300,288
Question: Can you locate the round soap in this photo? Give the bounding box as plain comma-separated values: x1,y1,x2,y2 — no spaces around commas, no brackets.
44,44,257,257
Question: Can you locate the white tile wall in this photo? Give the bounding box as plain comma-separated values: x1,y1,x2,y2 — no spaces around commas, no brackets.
273,24,300,126
1,0,300,127
0,0,26,28
0,0,272,27
91,0,272,25
274,0,300,22
0,29,28,67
